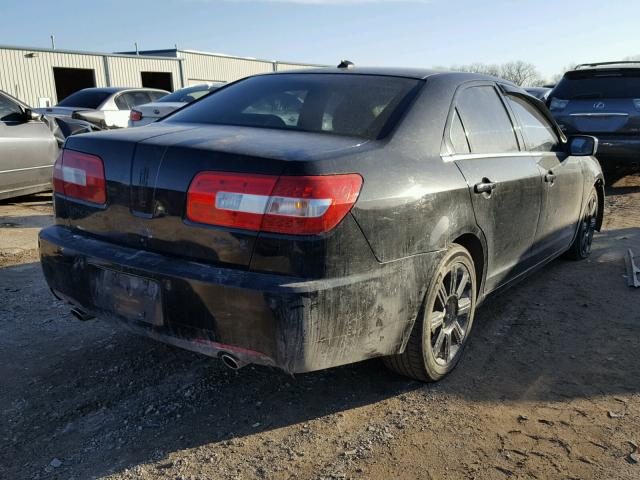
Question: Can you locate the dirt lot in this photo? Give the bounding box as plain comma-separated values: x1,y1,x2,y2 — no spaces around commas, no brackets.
1,177,639,480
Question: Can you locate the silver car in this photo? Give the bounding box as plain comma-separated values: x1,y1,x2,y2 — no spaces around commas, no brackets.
128,83,222,127
36,87,169,129
1,90,96,201
0,90,59,200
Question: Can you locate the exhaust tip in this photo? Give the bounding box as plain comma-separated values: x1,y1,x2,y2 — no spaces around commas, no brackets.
70,307,94,321
220,353,247,370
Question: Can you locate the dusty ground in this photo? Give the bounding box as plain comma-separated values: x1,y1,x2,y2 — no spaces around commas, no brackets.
1,177,639,480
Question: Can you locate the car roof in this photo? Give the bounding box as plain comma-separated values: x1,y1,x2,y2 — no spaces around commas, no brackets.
77,87,168,94
263,66,517,86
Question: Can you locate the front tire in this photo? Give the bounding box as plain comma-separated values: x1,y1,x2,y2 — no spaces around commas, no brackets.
567,186,598,260
384,244,477,382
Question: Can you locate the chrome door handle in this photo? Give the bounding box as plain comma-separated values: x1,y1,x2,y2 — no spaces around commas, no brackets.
474,180,497,194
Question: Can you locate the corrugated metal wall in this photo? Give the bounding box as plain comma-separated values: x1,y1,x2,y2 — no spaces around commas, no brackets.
0,47,106,106
0,46,325,107
275,62,320,72
179,51,273,84
106,56,183,90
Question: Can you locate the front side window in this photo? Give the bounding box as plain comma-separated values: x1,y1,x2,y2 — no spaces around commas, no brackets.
165,74,422,139
456,86,519,154
506,95,559,152
0,94,23,121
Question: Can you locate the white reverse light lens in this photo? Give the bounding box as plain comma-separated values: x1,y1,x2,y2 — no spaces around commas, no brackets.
266,197,332,218
61,166,87,186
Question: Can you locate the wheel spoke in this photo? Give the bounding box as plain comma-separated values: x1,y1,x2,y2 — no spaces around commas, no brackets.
456,268,469,298
431,311,445,332
458,297,472,316
433,329,445,357
436,281,448,309
443,332,451,361
452,321,465,343
449,265,457,295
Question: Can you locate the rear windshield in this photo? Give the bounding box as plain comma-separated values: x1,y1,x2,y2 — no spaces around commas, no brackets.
165,74,422,139
553,70,640,99
158,84,221,103
57,90,112,108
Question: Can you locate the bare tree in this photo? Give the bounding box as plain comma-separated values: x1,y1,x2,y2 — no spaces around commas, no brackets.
442,60,542,86
499,61,541,87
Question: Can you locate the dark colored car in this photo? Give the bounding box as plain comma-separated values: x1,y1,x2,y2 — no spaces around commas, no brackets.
0,89,94,201
548,62,640,178
39,68,604,382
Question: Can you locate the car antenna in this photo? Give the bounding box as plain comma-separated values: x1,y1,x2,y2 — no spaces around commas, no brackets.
337,60,355,69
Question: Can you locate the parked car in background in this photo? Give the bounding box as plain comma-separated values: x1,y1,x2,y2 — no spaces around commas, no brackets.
35,87,169,130
548,61,640,178
525,86,551,101
40,68,603,382
128,83,222,127
0,89,95,200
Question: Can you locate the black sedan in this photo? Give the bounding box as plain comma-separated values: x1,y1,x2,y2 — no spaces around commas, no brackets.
39,67,604,382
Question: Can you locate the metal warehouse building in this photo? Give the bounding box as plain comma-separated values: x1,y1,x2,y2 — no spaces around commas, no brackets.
0,44,323,108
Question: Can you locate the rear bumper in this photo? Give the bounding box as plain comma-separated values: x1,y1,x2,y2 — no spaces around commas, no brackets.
595,136,640,173
39,225,437,373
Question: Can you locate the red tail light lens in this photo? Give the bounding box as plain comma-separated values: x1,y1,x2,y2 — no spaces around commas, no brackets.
53,150,106,205
186,172,362,235
129,110,143,122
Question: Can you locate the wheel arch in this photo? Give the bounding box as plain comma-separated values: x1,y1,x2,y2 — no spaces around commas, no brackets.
451,231,487,298
594,177,605,231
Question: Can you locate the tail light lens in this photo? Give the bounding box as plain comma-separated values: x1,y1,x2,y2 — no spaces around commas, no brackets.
53,150,106,205
129,110,143,122
187,172,362,235
549,98,569,111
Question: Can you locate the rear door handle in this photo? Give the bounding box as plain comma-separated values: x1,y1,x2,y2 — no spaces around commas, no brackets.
544,172,556,184
474,180,497,194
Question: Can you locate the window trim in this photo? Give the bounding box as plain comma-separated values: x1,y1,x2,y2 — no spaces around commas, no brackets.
503,92,562,153
441,80,525,157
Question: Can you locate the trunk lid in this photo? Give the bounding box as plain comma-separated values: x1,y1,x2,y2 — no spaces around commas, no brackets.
61,123,368,269
134,102,185,120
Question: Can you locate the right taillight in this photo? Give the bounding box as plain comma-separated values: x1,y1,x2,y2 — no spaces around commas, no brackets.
549,98,569,111
129,110,143,122
186,172,362,235
53,149,106,205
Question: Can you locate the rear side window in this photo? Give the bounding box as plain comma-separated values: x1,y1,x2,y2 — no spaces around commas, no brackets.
456,86,519,154
148,91,167,102
506,95,559,152
449,109,470,154
553,70,640,99
122,91,153,108
165,73,422,139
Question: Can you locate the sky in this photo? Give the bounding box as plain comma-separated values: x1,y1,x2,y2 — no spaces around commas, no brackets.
2,0,640,81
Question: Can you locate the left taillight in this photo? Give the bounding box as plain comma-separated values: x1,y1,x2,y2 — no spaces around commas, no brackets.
186,172,362,235
53,149,106,205
129,110,143,122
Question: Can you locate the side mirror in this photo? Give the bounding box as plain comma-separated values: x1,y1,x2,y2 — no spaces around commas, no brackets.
24,108,42,121
569,135,598,156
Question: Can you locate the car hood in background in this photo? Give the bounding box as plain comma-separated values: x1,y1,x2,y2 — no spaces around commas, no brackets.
34,106,93,117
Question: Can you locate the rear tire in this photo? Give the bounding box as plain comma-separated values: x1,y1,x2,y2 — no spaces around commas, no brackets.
384,244,477,382
567,186,598,260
